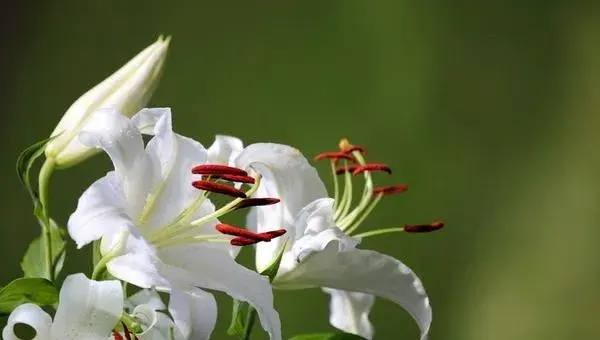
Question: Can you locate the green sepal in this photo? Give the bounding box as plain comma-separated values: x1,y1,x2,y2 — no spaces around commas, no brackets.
0,278,58,315
289,332,367,340
21,218,66,279
16,136,54,204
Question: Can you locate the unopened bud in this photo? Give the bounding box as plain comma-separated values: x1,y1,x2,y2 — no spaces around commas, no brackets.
45,36,170,167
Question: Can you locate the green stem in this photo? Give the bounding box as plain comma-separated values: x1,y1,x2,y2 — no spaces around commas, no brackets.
38,158,55,281
242,306,257,340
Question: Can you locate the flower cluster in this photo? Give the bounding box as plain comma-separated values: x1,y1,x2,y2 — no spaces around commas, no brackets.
3,37,443,340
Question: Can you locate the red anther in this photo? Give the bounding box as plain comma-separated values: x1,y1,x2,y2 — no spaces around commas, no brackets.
191,164,248,176
259,229,287,239
113,331,124,340
335,165,359,175
342,145,367,155
192,180,247,198
208,174,256,184
230,237,260,246
352,163,392,175
314,151,356,162
229,229,287,246
122,323,132,340
216,223,271,242
403,220,444,233
235,198,281,210
373,184,408,196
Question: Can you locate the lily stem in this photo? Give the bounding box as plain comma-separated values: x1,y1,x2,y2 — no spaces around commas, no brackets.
38,157,55,282
242,306,257,340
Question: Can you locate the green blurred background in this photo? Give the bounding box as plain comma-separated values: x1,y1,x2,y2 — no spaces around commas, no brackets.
1,1,599,339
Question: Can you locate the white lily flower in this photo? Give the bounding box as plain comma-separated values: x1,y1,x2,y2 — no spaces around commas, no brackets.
45,36,170,168
120,288,216,340
236,141,443,340
2,273,123,340
67,108,281,340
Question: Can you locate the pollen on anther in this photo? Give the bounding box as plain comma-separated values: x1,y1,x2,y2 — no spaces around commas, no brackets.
192,180,247,198
335,165,359,175
403,220,444,233
342,145,367,155
373,184,408,196
191,164,248,176
314,151,356,162
207,174,256,184
352,163,392,175
216,223,271,241
259,229,287,239
230,237,260,246
235,198,281,210
229,229,287,246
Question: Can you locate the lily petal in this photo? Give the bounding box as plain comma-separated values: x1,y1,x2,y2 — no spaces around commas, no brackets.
159,245,282,340
207,135,244,165
323,288,375,339
294,198,337,238
235,143,327,271
127,289,166,311
277,244,431,339
130,107,211,233
169,288,217,340
2,303,52,340
51,273,124,340
79,108,152,218
107,251,171,290
67,172,130,249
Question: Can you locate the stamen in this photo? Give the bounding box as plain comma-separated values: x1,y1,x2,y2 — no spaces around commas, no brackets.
151,176,264,245
373,184,408,196
314,151,356,163
235,198,281,210
206,174,256,184
113,331,124,340
334,159,354,220
230,229,287,246
122,323,132,340
335,165,359,175
403,220,444,233
352,163,392,175
216,223,271,241
192,180,247,198
191,164,248,176
259,229,287,238
231,237,260,246
341,145,367,155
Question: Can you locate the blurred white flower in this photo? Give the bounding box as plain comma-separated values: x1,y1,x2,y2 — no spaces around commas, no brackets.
1,273,123,340
236,141,440,340
119,289,216,340
45,36,170,168
67,108,281,340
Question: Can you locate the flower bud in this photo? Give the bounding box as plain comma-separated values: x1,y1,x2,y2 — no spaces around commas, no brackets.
45,36,170,167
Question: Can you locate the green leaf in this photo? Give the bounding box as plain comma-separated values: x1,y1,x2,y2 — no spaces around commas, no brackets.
21,219,66,279
0,278,58,315
227,299,250,337
289,332,366,340
16,136,54,202
227,243,287,338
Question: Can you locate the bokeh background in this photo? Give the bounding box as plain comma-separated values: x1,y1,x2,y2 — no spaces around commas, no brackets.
1,1,599,339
